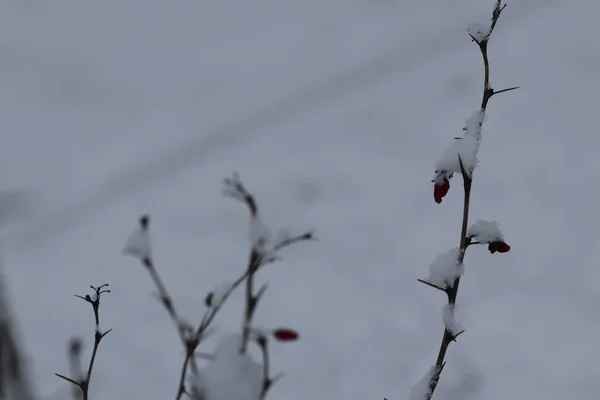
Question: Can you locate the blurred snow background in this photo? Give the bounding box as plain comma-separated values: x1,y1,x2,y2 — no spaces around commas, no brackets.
1,0,599,398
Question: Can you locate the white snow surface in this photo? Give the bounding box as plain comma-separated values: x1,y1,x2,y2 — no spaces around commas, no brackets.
467,220,504,243
2,1,600,399
194,333,263,400
426,248,464,289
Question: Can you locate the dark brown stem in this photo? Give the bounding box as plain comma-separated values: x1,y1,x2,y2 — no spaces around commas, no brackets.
425,2,517,399
257,336,272,400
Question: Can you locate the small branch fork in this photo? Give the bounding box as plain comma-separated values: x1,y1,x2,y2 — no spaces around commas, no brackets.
223,174,314,355
417,2,518,399
55,284,112,400
142,173,312,400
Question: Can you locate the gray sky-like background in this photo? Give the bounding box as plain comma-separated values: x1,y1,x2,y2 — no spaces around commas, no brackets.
1,0,599,399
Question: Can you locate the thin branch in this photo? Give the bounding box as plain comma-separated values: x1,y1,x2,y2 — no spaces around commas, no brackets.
424,2,517,399
417,279,447,293
257,336,273,400
56,284,112,400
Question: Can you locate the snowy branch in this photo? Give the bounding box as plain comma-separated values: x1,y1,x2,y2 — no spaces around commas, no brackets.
417,2,516,399
55,284,112,400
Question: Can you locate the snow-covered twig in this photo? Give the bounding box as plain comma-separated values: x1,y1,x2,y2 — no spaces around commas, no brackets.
417,2,516,399
55,284,112,400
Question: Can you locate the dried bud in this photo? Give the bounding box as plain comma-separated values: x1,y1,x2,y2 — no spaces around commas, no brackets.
272,328,299,342
204,292,214,307
69,337,83,355
434,178,450,204
140,214,150,231
488,240,511,254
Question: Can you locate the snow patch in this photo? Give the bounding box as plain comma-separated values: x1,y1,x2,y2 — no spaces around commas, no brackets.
467,23,491,42
467,220,504,243
442,304,463,336
434,110,485,179
194,334,263,400
427,248,463,289
122,225,152,260
409,365,438,400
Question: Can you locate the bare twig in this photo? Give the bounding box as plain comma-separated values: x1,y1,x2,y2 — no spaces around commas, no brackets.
256,335,284,400
424,2,518,399
136,215,192,345
56,284,112,400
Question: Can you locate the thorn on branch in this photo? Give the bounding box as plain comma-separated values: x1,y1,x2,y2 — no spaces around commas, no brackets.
417,279,447,293
492,86,520,96
451,330,466,342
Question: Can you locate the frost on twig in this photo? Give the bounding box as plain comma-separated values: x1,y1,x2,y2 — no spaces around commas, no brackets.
424,249,464,290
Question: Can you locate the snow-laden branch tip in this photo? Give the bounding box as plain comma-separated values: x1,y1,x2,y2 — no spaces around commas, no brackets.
442,304,464,337
122,220,152,260
193,334,263,400
467,23,491,43
434,110,485,180
426,248,464,289
467,220,504,243
409,365,440,400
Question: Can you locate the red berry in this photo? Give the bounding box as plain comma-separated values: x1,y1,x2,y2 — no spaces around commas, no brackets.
273,328,299,342
488,241,511,254
434,178,450,204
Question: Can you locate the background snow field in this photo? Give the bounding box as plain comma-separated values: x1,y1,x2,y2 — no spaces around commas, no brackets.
1,0,599,399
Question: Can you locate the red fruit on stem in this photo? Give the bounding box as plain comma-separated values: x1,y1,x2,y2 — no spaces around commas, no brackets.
488,241,511,254
273,328,299,342
434,178,450,204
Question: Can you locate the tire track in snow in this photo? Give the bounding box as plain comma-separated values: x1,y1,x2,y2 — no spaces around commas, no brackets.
8,0,554,251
